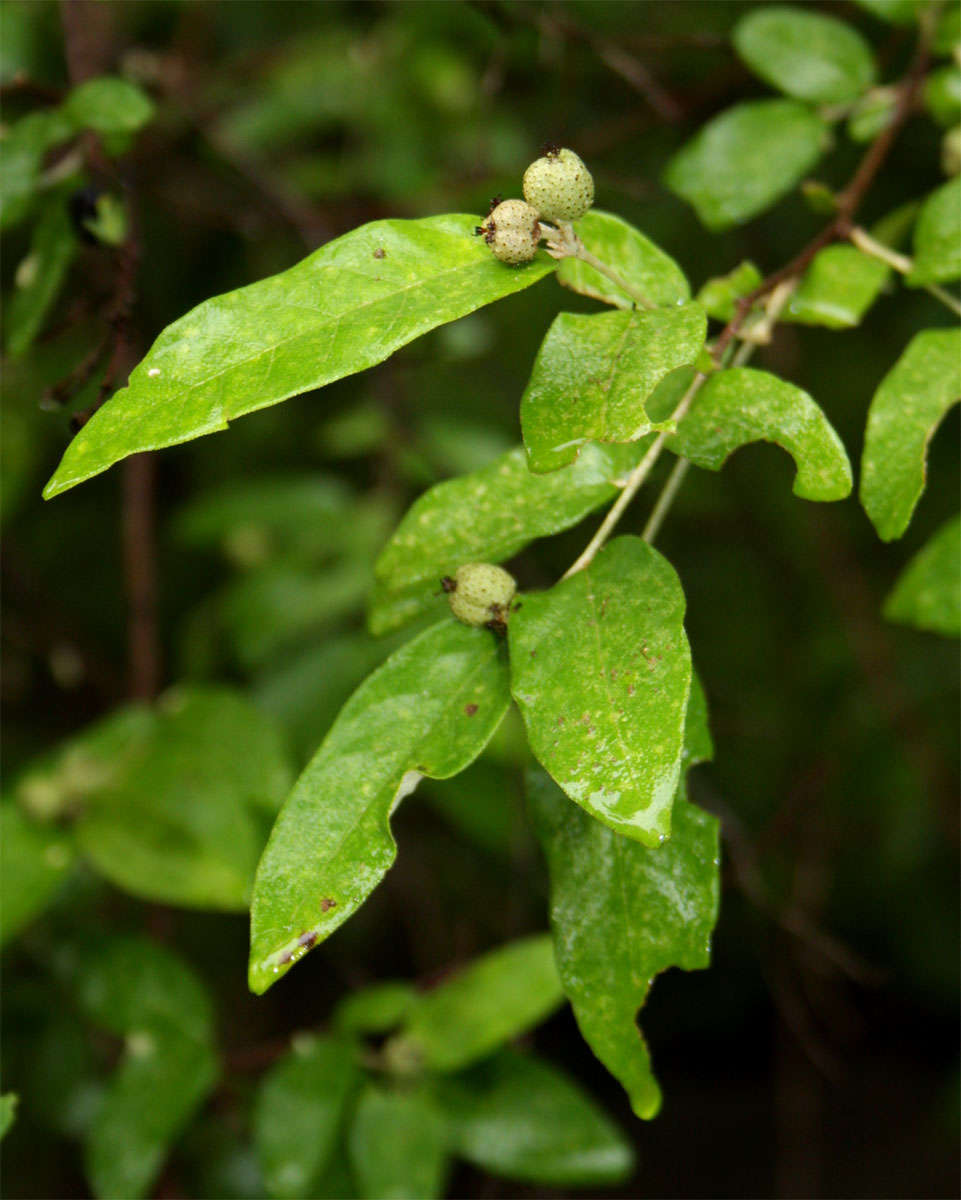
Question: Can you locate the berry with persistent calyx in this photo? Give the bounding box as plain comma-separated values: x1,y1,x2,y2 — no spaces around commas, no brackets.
443,563,517,632
522,147,594,222
476,199,541,266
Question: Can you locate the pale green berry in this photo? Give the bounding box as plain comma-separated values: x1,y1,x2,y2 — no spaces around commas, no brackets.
445,562,517,629
523,147,594,222
478,199,541,266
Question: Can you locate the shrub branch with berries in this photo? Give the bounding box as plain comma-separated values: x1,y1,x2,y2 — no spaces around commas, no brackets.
27,2,959,1169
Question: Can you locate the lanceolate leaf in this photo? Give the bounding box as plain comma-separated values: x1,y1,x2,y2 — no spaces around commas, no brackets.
385,935,564,1073
253,1035,361,1200
438,1049,634,1186
884,515,960,636
669,367,853,501
248,621,510,993
373,440,652,597
556,210,691,309
348,1086,449,1200
529,769,720,1120
43,216,556,498
784,245,889,329
907,177,961,286
664,100,827,231
733,6,876,105
509,537,692,846
520,304,707,473
860,328,961,540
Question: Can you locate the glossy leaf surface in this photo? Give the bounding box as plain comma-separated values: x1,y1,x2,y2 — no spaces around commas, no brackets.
884,515,960,636
373,440,651,596
439,1049,634,1186
785,245,889,329
387,934,563,1073
44,216,555,497
520,304,706,472
664,100,826,231
253,1035,361,1200
669,367,853,501
509,537,691,845
348,1086,449,1200
530,767,720,1120
556,209,690,309
249,620,510,993
860,328,961,539
734,6,876,104
907,178,961,286
0,803,75,945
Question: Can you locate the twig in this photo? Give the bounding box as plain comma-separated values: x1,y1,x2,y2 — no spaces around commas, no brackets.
641,456,689,544
849,225,961,317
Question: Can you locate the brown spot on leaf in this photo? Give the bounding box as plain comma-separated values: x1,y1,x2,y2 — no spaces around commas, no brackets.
373,247,386,259
464,703,478,716
299,929,319,947
279,951,293,965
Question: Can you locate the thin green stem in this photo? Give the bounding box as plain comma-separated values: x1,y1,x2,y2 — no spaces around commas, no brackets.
641,456,689,544
573,245,656,309
561,371,706,578
849,225,961,318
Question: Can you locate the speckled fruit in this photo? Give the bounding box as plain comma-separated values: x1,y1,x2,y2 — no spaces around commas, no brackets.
523,148,594,222
447,562,517,628
479,199,541,266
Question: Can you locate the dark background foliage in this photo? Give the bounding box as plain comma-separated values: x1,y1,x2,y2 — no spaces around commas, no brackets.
2,2,958,1197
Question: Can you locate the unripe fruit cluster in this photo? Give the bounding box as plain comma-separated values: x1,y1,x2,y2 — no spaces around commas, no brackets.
476,147,594,265
444,563,516,630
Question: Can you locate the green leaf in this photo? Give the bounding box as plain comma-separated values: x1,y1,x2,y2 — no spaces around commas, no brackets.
372,440,653,625
556,209,690,309
348,1086,449,1200
509,537,691,846
5,196,77,357
439,1049,634,1186
664,100,827,231
934,5,961,53
847,86,899,142
669,367,853,501
923,67,961,127
385,934,563,1073
860,328,961,539
0,803,75,945
529,769,720,1120
62,76,155,136
695,260,762,322
734,6,876,104
73,935,214,1042
43,215,556,498
72,936,218,1200
520,305,706,473
85,1025,217,1200
248,620,510,993
253,1035,361,1200
70,688,293,910
0,1093,17,1140
907,178,961,286
784,245,889,330
854,0,926,23
333,982,417,1035
884,515,960,636
0,109,76,231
